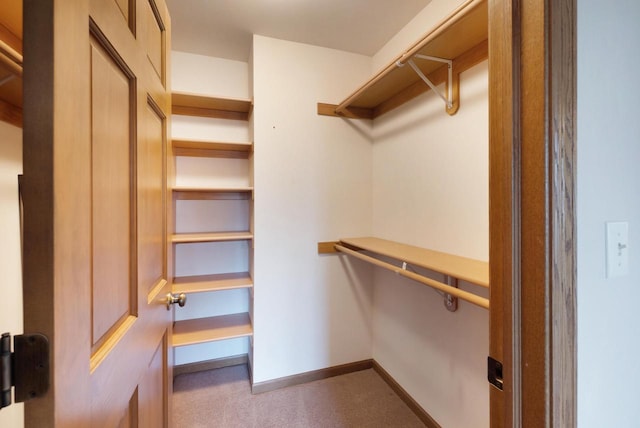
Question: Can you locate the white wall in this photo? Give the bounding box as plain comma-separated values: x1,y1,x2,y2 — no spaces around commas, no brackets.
0,121,24,428
370,1,489,426
172,51,249,99
251,35,374,383
577,1,640,426
171,51,253,365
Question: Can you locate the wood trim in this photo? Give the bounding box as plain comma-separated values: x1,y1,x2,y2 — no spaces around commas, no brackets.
548,0,577,425
372,361,441,428
173,354,248,378
489,0,520,426
251,359,374,394
317,241,339,254
520,0,549,422
490,0,577,426
317,103,373,119
23,1,57,424
0,97,22,127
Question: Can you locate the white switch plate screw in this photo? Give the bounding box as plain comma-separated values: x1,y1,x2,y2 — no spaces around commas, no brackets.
606,221,629,278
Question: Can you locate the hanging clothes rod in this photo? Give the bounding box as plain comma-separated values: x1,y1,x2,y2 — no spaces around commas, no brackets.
334,243,489,310
0,38,23,78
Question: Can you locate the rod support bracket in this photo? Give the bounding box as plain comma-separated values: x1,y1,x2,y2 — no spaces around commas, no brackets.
443,275,459,312
406,54,459,115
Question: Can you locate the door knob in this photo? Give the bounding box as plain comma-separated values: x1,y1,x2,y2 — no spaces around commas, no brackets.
165,292,186,310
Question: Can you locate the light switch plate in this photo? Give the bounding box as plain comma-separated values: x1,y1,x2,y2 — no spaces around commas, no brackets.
606,221,629,278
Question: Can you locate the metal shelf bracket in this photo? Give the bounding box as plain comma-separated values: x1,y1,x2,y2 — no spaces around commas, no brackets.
398,54,458,115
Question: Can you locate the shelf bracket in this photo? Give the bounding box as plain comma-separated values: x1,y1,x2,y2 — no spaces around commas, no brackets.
443,275,459,312
400,54,457,115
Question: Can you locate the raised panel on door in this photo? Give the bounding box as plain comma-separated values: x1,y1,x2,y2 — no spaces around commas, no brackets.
143,0,165,84
139,97,167,295
113,0,134,32
90,34,137,353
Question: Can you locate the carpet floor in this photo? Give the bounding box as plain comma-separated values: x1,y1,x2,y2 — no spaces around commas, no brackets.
172,365,426,428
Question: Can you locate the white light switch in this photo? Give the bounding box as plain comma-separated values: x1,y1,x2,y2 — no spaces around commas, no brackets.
606,222,629,278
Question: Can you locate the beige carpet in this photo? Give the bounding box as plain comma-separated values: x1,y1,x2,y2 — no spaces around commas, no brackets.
172,365,425,428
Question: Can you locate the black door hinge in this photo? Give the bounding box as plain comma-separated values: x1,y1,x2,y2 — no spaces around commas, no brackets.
488,356,503,391
1,332,50,409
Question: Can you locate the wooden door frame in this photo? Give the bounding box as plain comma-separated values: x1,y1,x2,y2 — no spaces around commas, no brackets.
489,0,577,426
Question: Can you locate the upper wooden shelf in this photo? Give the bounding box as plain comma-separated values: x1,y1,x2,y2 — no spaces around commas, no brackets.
318,0,487,119
172,92,253,121
172,139,253,159
173,312,253,347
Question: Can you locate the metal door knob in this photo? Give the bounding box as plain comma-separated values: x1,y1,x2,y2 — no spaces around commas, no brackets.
165,292,186,310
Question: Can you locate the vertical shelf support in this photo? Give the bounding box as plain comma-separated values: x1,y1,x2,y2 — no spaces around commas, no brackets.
400,54,458,115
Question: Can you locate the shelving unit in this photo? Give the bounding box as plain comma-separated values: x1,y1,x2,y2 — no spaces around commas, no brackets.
170,93,254,368
319,237,489,310
318,0,487,119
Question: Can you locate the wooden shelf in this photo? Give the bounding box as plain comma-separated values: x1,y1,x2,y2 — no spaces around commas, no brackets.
320,237,489,309
173,187,253,200
173,272,253,294
173,312,253,347
318,0,487,119
171,231,253,244
172,92,252,121
342,237,488,287
172,139,253,159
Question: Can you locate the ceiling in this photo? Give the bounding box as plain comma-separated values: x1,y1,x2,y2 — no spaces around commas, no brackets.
165,0,431,62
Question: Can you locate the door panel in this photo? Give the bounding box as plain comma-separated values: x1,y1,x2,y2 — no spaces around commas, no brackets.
90,35,135,350
143,0,164,81
22,0,172,426
138,337,167,428
139,98,166,295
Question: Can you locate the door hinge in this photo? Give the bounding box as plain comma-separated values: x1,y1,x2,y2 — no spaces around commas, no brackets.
487,356,503,391
1,332,50,409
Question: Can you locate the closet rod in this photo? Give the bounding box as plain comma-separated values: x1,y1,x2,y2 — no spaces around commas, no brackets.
0,38,22,77
334,0,484,115
335,244,489,310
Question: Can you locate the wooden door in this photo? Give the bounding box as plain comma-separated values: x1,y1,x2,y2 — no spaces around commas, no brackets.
21,0,172,426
